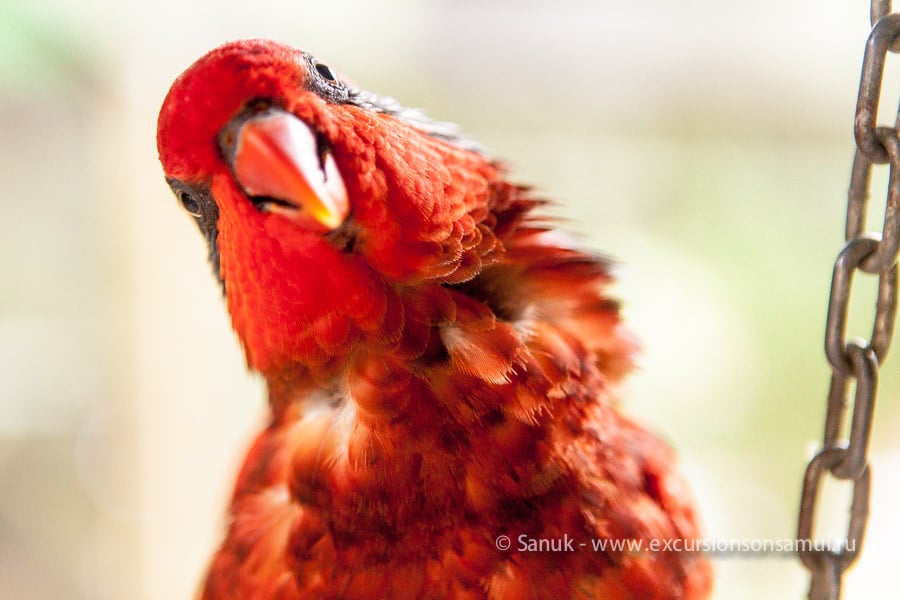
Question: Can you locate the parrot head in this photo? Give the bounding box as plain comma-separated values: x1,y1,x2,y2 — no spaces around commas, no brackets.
157,39,506,377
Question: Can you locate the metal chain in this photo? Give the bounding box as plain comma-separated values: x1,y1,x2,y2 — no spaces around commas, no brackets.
796,4,900,598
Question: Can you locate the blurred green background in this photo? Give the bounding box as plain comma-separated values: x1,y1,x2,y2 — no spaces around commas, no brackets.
2,0,899,598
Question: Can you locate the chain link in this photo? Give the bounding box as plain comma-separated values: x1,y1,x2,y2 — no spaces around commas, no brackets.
824,237,897,373
796,4,900,598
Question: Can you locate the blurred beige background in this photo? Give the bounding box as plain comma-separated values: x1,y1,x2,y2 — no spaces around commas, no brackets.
2,0,900,598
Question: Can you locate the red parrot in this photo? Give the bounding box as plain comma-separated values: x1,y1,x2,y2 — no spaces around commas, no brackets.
156,39,711,599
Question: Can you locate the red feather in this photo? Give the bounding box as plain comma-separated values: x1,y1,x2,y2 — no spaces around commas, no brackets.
157,39,711,599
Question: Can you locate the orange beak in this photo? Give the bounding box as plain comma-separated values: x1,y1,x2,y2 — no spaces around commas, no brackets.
229,110,349,232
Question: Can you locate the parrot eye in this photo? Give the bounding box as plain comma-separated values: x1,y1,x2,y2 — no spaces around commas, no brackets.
302,53,348,103
315,63,338,83
167,178,216,223
177,190,202,217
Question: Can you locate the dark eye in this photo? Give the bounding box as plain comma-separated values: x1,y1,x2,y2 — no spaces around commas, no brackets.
315,63,338,83
178,190,202,217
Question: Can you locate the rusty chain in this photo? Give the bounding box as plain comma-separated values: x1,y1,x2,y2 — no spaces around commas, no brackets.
796,3,900,598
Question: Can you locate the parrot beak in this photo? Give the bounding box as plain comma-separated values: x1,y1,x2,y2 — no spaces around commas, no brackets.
226,109,349,231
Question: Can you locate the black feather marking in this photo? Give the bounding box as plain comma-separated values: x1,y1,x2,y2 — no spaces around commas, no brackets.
345,87,484,153
299,51,483,153
166,178,224,293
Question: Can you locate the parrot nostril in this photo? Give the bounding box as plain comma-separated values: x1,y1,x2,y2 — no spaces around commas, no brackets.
216,101,278,167
219,130,236,152
246,98,272,113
